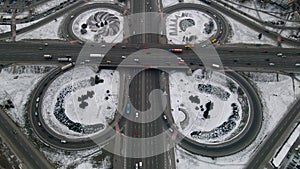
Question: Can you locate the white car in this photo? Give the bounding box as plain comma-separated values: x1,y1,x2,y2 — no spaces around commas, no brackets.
212,64,220,68
121,55,127,59
269,62,275,66
60,140,67,144
85,60,90,63
295,63,300,67
277,53,283,56
134,58,139,62
101,44,105,48
136,112,139,118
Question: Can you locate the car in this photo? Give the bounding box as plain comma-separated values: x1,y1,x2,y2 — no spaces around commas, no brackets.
178,61,185,65
44,42,48,46
277,53,283,56
212,64,220,68
34,112,38,117
295,63,300,67
101,44,105,48
136,112,139,118
139,161,142,167
70,15,74,19
121,55,127,59
60,140,67,143
37,122,41,127
106,60,111,64
36,97,40,102
163,115,167,120
85,59,90,63
121,45,126,49
134,58,139,62
135,131,139,136
135,163,138,169
269,62,275,66
281,55,286,58
39,47,43,50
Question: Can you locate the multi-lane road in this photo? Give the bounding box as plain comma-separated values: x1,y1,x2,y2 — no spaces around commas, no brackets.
0,0,300,169
0,41,299,72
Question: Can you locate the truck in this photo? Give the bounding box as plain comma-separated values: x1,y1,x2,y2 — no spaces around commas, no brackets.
43,54,52,59
126,103,130,114
58,57,72,62
168,48,183,53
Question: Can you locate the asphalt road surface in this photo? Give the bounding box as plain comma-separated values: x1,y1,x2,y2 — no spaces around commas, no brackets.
247,98,300,169
0,108,53,169
0,41,299,72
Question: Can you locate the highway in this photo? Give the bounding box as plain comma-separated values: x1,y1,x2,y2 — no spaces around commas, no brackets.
0,108,54,169
0,1,300,168
247,98,300,169
0,41,299,72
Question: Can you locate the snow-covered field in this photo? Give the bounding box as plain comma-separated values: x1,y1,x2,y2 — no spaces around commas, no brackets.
16,16,64,41
0,65,56,127
173,72,300,168
0,25,11,34
42,66,119,138
42,146,112,169
169,70,249,144
33,0,70,15
72,8,123,43
166,10,217,45
162,0,202,8
225,16,278,46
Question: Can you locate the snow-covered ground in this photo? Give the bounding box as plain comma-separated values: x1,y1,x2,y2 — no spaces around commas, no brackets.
173,72,300,168
42,146,112,169
42,66,119,138
0,65,56,127
225,16,278,46
0,25,11,34
32,0,70,16
162,0,202,8
166,10,217,45
169,70,249,144
72,8,123,43
16,16,64,41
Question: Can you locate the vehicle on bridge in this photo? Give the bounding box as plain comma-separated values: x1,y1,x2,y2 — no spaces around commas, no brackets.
126,103,130,114
58,57,72,62
168,48,183,53
43,54,52,59
90,53,104,57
